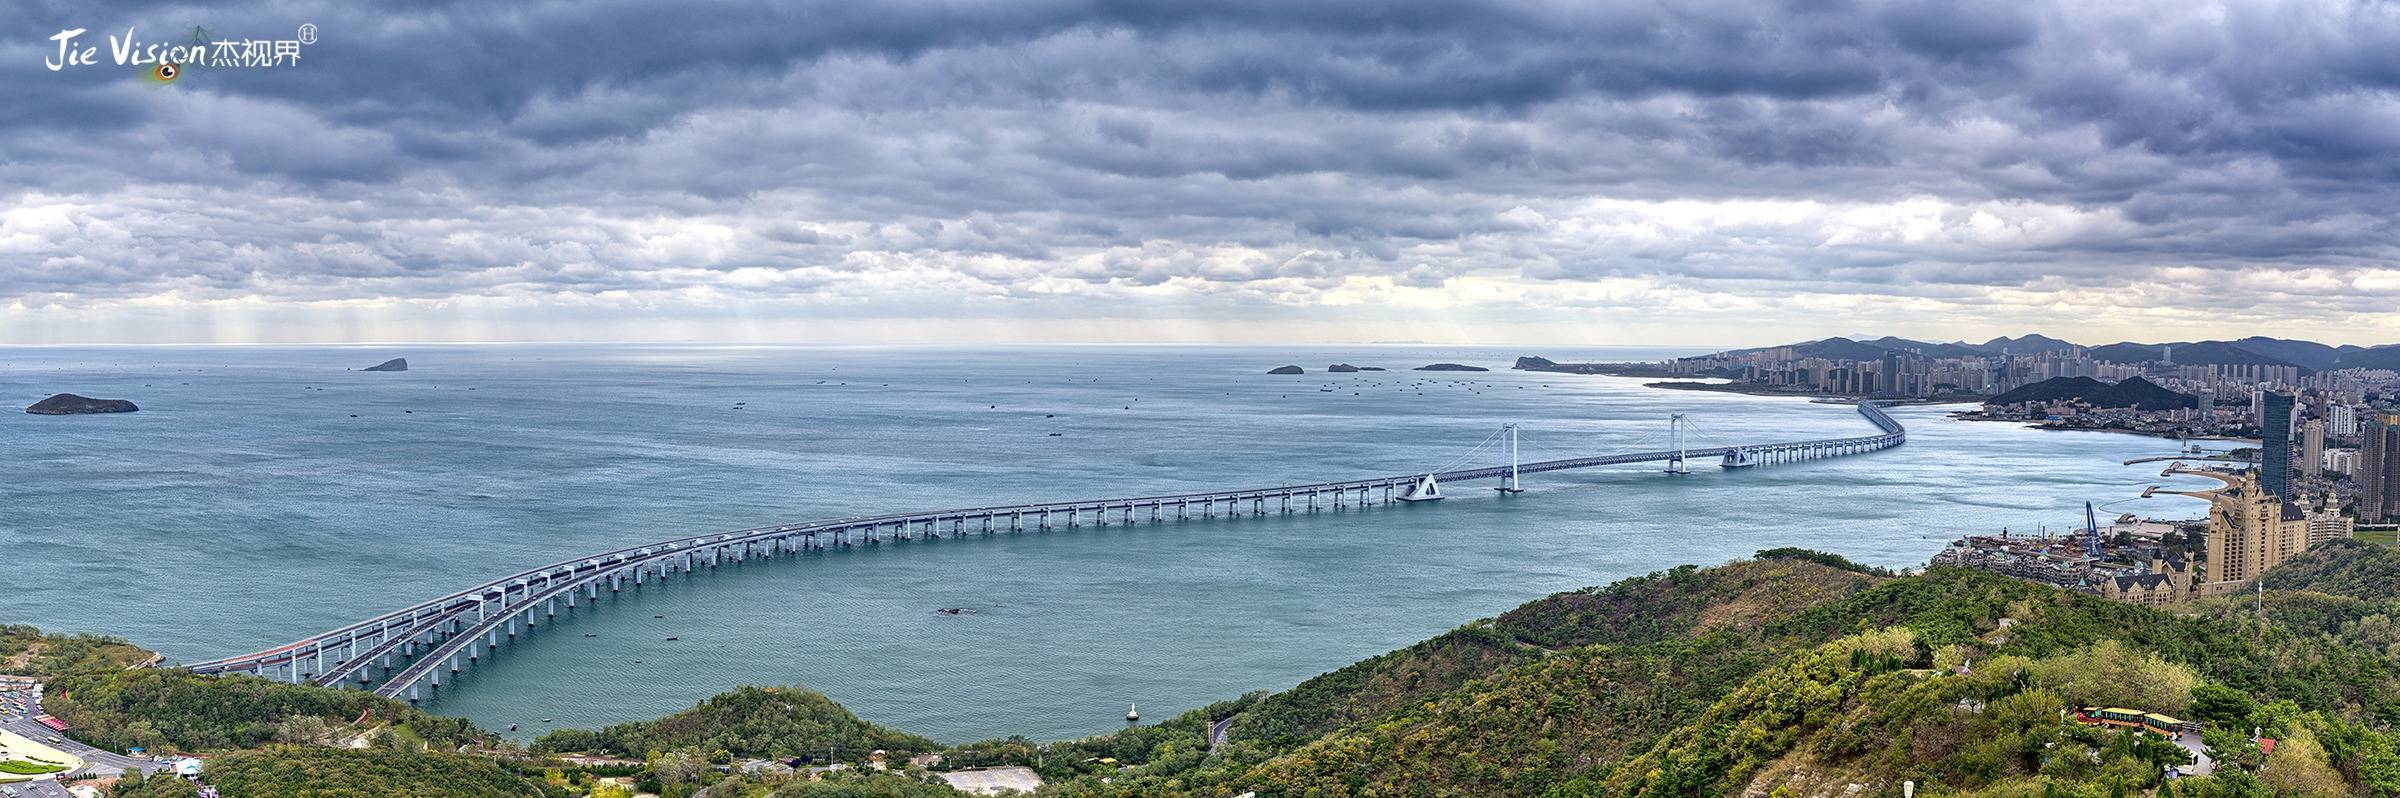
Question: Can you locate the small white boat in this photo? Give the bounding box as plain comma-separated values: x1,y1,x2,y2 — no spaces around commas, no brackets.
1126,704,1140,722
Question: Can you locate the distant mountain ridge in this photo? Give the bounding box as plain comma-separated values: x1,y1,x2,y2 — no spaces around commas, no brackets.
1712,334,2400,375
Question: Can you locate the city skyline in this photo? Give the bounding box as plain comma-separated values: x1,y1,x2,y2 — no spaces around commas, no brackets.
10,0,2400,346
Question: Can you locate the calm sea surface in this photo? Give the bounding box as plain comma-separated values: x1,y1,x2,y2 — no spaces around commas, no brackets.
2,344,2217,742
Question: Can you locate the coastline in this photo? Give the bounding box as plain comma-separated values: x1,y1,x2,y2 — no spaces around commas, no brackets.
1539,368,2215,446
1944,410,2260,446
1631,378,1972,407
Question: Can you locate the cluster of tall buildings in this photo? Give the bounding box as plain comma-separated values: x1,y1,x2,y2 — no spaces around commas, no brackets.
1674,342,2349,402
2195,469,2352,594
2359,415,2400,521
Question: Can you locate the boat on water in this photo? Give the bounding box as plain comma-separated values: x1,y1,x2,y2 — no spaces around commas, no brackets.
1126,704,1140,722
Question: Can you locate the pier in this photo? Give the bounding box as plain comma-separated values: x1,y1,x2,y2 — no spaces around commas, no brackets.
180,402,1906,702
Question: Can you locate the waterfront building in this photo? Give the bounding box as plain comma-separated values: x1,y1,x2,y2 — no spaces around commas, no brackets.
2261,392,2295,500
2102,556,2194,607
2364,415,2400,521
1934,532,2193,605
2201,470,2312,595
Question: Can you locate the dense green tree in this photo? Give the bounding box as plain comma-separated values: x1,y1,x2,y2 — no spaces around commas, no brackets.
47,668,484,753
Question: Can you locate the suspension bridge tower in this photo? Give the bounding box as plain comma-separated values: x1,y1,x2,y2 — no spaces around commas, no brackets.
1496,423,1524,493
1666,414,1691,475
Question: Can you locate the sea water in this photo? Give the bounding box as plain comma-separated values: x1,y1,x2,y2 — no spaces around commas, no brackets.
1,344,2216,742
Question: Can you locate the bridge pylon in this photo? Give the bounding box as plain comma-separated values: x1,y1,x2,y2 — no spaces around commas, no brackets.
1496,423,1524,493
1665,414,1691,475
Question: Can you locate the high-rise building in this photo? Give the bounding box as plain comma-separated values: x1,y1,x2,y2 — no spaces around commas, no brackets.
2201,470,2312,594
2362,415,2400,522
2260,392,2295,500
2301,420,2325,479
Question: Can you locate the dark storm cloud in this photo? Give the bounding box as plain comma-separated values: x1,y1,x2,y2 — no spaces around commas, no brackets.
6,0,2400,335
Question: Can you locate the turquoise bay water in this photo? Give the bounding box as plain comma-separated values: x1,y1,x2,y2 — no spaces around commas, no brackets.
2,344,2216,742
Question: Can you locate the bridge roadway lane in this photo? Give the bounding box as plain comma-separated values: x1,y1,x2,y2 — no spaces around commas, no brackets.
185,402,1905,699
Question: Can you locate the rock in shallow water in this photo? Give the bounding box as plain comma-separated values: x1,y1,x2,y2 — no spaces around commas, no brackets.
362,358,409,372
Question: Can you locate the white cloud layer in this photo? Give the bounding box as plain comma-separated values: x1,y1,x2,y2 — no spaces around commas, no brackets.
5,0,2400,345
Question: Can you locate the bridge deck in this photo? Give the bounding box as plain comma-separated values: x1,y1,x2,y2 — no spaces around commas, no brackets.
182,402,1906,700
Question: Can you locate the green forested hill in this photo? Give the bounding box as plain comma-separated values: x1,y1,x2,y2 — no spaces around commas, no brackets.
534,685,938,761
2264,539,2400,600
56,543,2400,798
1020,550,2400,797
0,624,154,677
108,747,558,798
49,668,486,753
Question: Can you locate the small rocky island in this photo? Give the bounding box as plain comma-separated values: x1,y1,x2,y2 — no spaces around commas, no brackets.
361,358,409,372
1414,363,1489,372
1328,363,1360,372
1267,365,1305,375
26,393,139,415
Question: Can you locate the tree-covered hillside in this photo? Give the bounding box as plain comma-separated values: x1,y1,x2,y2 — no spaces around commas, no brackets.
46,541,2400,797
48,668,486,753
534,685,938,761
108,747,559,798
0,624,154,677
1023,548,2400,797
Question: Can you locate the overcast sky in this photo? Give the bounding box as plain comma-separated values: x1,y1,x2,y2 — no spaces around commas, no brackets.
6,0,2400,346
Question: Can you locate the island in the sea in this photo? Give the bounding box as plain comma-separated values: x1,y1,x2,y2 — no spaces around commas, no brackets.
362,358,409,372
1414,363,1488,372
26,393,140,415
1267,365,1304,375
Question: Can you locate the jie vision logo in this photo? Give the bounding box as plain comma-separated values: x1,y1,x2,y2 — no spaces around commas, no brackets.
44,24,315,76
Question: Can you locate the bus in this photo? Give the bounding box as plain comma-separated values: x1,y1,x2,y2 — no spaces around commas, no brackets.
2076,706,2185,736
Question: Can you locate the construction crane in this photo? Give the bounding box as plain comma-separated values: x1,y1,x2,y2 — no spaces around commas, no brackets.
2085,501,2103,559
